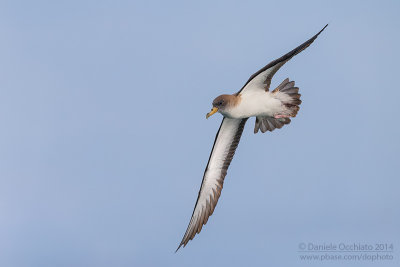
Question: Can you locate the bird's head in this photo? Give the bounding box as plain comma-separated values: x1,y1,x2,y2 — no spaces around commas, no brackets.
206,94,234,119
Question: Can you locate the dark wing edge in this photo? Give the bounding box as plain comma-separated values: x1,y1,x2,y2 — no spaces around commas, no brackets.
176,118,248,252
236,24,328,94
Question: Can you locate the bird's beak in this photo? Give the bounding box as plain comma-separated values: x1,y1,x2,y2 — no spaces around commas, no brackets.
206,107,218,119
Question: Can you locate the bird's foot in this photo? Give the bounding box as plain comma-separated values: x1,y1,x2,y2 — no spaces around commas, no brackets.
274,114,290,119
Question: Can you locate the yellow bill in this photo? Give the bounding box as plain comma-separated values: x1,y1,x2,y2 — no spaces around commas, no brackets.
206,107,218,119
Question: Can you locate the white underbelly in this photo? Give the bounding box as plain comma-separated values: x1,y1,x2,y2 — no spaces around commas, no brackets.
223,91,283,119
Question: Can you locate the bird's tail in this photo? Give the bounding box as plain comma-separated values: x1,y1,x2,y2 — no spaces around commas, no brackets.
254,78,301,133
272,78,302,117
254,116,291,133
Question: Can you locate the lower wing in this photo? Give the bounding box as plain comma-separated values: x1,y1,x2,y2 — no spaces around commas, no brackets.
177,117,248,251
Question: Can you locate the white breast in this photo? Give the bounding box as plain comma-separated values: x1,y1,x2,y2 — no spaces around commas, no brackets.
223,91,284,119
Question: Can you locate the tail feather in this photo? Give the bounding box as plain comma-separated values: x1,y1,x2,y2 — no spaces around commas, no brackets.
274,78,302,117
254,117,291,133
254,78,301,134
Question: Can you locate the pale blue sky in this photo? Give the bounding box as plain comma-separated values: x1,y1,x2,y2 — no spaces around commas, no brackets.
0,1,399,266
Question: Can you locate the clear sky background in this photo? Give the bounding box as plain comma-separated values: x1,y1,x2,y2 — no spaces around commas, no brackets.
0,1,399,266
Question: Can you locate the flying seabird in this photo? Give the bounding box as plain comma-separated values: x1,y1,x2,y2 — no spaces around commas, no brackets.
177,25,328,251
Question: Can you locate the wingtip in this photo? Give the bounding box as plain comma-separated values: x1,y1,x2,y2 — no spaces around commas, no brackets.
318,24,329,35
175,243,183,253
309,24,328,43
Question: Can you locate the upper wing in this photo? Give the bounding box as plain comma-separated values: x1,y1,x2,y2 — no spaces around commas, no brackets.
177,117,248,251
236,24,328,95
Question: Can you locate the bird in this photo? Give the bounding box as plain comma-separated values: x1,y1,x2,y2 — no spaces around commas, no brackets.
176,25,328,251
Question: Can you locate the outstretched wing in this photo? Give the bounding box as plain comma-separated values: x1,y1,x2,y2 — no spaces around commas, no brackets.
237,24,328,94
177,118,248,251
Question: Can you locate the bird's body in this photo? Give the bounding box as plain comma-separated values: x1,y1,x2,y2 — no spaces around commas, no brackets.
177,25,328,251
221,90,291,119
